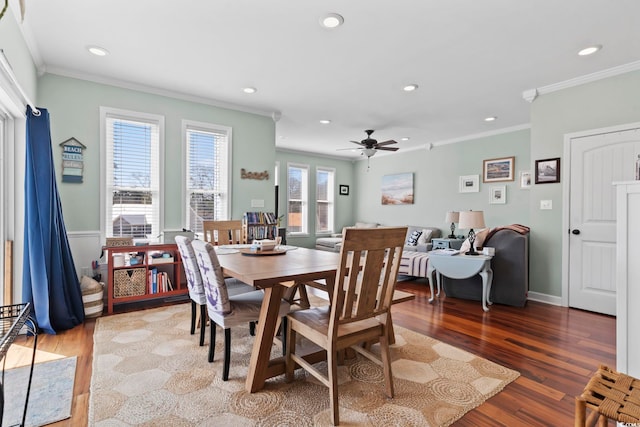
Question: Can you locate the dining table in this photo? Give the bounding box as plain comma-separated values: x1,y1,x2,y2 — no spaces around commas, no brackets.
215,246,339,393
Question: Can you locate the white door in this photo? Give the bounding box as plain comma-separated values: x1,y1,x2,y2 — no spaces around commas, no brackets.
568,127,640,315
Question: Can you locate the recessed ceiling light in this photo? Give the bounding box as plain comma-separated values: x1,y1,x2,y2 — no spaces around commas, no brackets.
401,137,410,141
320,13,344,29
578,45,602,56
403,84,419,92
87,46,109,56
319,119,331,124
484,116,497,122
242,87,257,94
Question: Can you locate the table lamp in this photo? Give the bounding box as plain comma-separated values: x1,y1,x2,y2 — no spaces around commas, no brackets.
445,211,459,238
458,210,485,256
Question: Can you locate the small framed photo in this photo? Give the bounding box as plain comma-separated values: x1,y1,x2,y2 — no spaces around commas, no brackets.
535,157,561,184
483,156,515,182
339,184,349,196
490,186,507,204
459,174,480,193
520,171,532,189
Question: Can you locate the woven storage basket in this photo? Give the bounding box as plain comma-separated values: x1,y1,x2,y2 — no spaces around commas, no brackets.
114,268,146,297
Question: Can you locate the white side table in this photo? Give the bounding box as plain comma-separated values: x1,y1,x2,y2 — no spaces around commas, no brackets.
427,252,494,311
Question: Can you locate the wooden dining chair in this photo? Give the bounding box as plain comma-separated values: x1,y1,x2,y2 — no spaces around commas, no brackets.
285,226,407,425
191,239,290,381
202,220,244,245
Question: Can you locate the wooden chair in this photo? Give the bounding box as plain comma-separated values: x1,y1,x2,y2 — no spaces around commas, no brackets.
191,239,290,380
575,365,640,427
202,220,244,245
285,226,407,425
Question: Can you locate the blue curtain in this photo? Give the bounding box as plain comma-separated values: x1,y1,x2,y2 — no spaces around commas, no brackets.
22,106,84,334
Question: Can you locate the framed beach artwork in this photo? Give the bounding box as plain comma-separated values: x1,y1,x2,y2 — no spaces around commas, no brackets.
483,156,515,182
381,173,414,205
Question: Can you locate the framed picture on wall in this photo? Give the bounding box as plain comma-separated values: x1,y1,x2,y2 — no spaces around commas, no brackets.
535,157,561,184
483,156,515,182
339,184,349,195
459,174,480,193
520,171,532,189
381,173,414,205
490,186,507,204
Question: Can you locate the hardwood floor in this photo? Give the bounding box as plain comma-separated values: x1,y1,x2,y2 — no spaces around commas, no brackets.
9,278,616,426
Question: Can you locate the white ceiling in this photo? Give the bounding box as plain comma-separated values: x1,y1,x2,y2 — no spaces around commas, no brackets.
12,0,640,159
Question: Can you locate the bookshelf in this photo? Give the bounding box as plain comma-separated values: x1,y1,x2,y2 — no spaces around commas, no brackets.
104,243,187,314
242,212,278,242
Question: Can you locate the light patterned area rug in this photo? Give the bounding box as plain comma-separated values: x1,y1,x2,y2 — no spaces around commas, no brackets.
89,304,518,426
3,356,76,427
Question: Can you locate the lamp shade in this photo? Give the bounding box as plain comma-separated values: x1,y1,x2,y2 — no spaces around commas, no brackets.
458,210,485,230
445,211,459,224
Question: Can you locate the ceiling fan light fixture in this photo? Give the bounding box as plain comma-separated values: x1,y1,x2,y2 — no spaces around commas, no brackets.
363,148,376,158
403,84,419,92
320,13,344,29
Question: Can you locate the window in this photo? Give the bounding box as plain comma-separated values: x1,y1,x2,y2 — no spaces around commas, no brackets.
101,108,164,240
287,163,309,234
316,167,335,234
183,120,231,236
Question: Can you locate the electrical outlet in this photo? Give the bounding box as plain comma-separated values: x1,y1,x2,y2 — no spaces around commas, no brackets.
540,200,552,210
251,199,265,208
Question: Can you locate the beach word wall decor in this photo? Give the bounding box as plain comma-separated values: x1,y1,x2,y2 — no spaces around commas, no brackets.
59,137,86,183
241,168,269,180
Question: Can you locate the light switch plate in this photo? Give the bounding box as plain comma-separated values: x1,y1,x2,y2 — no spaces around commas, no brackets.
540,200,552,210
251,199,265,208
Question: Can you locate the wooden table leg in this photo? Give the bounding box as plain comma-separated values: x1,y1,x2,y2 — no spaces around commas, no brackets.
245,284,285,393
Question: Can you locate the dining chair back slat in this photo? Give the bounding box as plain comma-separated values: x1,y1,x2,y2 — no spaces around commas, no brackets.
203,220,244,245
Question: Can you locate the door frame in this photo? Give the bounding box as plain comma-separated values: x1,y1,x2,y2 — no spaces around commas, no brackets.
561,121,640,307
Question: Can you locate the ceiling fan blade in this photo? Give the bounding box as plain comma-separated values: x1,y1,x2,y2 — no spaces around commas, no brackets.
336,147,362,151
376,146,399,151
376,140,398,146
350,140,364,146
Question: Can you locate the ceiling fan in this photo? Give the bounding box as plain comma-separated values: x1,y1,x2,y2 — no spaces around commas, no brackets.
349,129,399,158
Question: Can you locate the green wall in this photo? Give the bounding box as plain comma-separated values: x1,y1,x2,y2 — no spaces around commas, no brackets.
529,70,640,296
353,129,531,236
275,149,355,248
37,74,276,233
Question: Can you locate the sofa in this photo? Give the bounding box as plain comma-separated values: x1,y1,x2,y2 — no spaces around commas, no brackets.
315,223,441,253
441,224,530,307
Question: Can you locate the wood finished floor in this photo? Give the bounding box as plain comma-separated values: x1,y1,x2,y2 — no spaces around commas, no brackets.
9,278,616,426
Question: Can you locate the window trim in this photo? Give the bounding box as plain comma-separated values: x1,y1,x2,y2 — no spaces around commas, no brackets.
100,107,165,242
181,119,233,234
287,162,309,236
315,166,336,235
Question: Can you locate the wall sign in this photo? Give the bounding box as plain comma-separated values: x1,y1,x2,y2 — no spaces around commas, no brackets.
241,168,269,180
59,137,86,183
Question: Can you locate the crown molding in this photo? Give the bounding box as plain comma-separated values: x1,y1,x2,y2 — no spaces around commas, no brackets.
276,147,357,162
44,66,273,118
429,124,531,148
523,60,640,101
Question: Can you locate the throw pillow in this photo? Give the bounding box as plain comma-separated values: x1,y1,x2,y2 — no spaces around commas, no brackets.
417,229,433,245
460,228,491,252
406,230,423,246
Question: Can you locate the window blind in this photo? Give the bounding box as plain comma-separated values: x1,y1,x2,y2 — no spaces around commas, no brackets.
316,167,335,233
186,125,230,235
288,164,308,234
105,115,160,239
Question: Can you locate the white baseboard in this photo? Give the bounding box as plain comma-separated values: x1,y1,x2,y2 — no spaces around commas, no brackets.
528,291,563,306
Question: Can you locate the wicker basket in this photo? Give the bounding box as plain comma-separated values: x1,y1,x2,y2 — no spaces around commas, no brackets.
113,268,146,297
